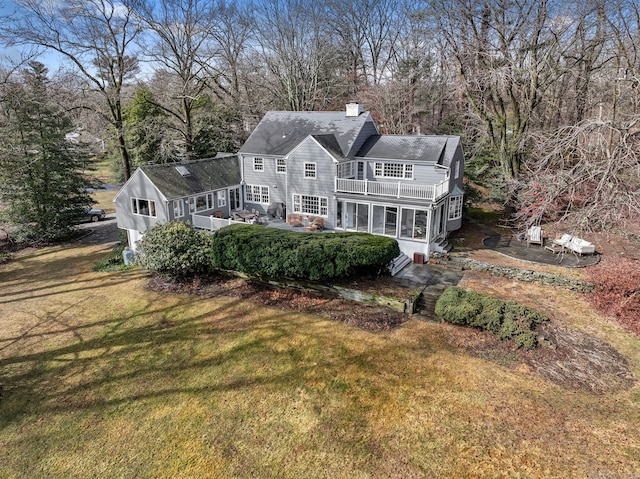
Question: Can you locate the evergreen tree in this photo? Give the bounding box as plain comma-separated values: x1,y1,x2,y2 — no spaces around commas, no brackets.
123,88,170,167
0,62,93,243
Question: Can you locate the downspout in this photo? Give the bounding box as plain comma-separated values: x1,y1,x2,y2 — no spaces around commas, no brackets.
426,204,434,257
240,154,245,210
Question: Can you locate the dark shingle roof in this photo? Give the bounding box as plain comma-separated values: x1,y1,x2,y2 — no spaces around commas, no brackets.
356,135,460,165
239,111,374,157
310,134,343,160
140,155,241,200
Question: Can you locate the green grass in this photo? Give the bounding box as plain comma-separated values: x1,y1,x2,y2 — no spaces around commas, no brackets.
1,243,640,478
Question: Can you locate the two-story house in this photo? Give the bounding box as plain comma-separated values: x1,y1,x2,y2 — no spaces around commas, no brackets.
115,103,464,262
238,102,464,259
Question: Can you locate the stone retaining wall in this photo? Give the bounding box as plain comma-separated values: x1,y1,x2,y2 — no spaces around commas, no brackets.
433,255,594,292
231,271,413,313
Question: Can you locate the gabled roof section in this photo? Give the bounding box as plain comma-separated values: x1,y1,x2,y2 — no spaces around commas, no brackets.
309,134,343,160
239,110,376,158
356,135,460,165
139,155,241,200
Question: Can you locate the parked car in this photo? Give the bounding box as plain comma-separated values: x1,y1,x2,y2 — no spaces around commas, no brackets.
82,208,107,223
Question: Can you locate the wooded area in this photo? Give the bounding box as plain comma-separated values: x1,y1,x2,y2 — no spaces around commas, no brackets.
1,0,639,233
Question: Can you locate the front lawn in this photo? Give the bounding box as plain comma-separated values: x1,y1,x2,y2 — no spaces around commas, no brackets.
1,243,640,478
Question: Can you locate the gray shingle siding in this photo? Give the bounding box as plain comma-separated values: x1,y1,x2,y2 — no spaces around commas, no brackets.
286,138,337,228
241,154,287,213
115,171,168,232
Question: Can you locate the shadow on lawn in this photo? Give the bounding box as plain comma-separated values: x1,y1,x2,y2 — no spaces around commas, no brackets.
0,284,412,430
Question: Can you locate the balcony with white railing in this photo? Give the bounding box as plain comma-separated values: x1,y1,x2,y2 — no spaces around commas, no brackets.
335,177,449,201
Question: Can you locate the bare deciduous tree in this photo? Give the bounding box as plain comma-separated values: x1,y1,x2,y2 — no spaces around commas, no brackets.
512,119,640,232
433,0,564,179
1,0,142,179
133,0,220,160
253,0,339,111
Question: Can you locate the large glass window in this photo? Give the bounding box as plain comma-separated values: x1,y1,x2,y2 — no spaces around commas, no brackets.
131,198,157,217
401,209,414,239
372,205,385,234
246,185,269,204
372,205,397,236
374,162,413,179
385,207,397,235
337,161,354,178
292,195,328,216
356,204,369,232
401,208,428,241
449,195,463,220
345,203,356,229
195,194,210,211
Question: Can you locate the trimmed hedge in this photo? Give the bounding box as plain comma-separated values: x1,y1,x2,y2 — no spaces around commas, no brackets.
435,286,549,349
211,224,400,281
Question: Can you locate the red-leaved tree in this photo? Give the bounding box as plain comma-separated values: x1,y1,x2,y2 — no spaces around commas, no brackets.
586,257,640,335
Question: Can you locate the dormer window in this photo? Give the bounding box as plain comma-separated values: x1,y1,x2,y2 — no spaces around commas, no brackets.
253,157,264,171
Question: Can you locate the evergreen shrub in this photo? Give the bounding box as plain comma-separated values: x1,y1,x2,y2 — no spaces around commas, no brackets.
136,222,213,280
435,286,548,349
211,224,399,281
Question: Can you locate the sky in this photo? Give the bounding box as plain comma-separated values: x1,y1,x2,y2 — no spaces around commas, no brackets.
1,0,70,72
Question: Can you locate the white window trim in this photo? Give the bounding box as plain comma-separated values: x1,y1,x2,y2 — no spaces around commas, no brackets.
373,162,414,179
337,161,355,178
217,190,226,207
276,158,286,174
245,184,270,204
253,157,264,171
173,199,184,218
194,193,213,212
400,207,428,242
304,162,317,179
448,195,463,220
131,197,157,218
371,203,398,237
292,194,328,216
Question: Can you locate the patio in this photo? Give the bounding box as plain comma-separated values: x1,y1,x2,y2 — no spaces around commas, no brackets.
483,234,600,267
192,212,320,232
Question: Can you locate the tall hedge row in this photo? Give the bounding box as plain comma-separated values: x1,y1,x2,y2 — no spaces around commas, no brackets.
435,286,549,349
211,224,400,281
137,222,400,282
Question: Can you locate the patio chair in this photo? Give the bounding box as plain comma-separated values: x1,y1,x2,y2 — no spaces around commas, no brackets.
213,210,224,218
287,214,303,227
305,216,324,232
525,225,543,247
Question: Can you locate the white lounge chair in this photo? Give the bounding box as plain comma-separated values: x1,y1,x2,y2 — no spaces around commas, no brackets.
553,234,595,255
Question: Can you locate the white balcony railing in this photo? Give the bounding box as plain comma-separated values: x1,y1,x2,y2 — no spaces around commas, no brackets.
192,214,244,231
335,178,449,201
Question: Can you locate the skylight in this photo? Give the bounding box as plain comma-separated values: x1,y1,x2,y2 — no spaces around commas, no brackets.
175,165,191,176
